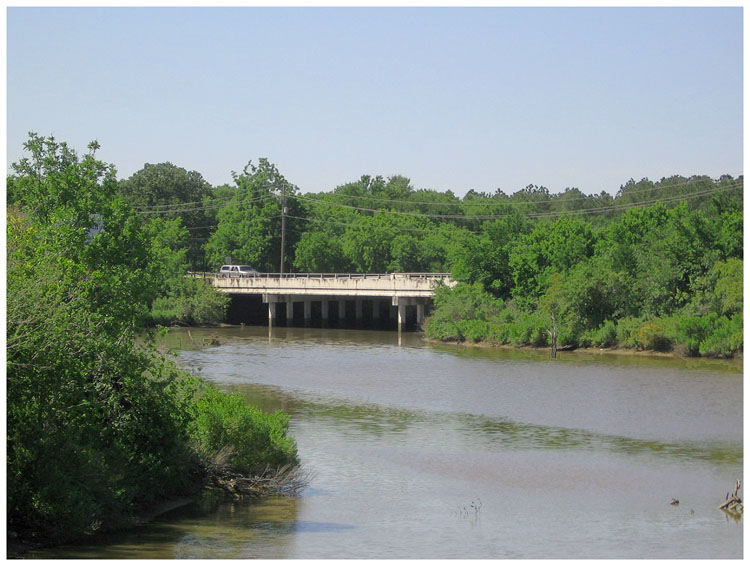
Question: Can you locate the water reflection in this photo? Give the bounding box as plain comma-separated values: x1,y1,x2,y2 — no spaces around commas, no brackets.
39,326,741,559
232,382,742,467
30,493,303,560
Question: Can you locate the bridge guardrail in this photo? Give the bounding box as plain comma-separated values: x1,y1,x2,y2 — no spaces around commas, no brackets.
188,271,452,280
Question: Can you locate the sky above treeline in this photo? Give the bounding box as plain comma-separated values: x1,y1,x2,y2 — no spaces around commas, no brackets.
5,5,743,197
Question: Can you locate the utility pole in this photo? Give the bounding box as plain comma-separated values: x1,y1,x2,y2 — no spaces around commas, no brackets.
280,183,287,275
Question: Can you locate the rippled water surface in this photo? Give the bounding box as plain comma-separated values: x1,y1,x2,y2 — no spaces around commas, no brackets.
33,326,743,559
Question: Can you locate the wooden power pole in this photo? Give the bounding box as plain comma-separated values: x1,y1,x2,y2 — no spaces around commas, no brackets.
280,184,287,275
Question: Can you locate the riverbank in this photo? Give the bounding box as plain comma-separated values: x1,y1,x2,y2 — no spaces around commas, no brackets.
7,495,198,558
424,337,743,365
8,463,310,558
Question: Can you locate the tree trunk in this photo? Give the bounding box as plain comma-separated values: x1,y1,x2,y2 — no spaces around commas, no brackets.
550,316,557,359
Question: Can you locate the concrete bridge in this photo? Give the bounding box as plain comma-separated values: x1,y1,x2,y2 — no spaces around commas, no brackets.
193,272,455,329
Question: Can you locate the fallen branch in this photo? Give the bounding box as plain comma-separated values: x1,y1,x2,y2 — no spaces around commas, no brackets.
202,448,311,498
208,464,311,498
718,479,743,514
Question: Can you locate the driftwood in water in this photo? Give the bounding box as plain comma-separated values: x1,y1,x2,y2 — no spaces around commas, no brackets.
208,464,309,498
718,479,743,513
204,448,309,498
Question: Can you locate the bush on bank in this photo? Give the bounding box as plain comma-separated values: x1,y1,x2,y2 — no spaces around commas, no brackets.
7,215,299,545
148,276,230,327
425,283,743,358
190,386,298,475
7,135,298,547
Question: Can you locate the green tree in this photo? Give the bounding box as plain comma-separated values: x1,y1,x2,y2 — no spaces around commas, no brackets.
204,159,303,271
7,136,297,544
509,217,596,306
340,213,397,273
293,230,351,273
119,162,214,269
7,136,199,538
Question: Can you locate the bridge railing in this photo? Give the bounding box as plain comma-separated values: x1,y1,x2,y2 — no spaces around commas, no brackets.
188,271,452,280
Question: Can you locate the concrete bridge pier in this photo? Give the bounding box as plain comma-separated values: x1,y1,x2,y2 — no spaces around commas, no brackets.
264,294,294,325
392,296,427,330
244,274,454,329
268,301,277,324
337,299,345,321
355,299,363,322
286,299,294,323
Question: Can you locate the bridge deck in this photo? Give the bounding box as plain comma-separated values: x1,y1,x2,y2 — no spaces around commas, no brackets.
195,272,453,298
191,272,455,328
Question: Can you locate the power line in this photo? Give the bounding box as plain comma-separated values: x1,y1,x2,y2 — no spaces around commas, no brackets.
287,182,741,221
135,193,275,215
168,182,742,243
133,181,741,230
283,214,485,234
296,176,737,208
523,185,741,218
132,193,235,211
130,175,740,214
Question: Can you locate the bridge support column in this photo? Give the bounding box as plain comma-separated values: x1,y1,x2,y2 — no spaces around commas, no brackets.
392,296,429,330
286,300,294,323
268,302,277,325
416,303,425,327
321,299,329,321
333,297,346,321
303,299,312,322
397,304,407,330
355,299,363,321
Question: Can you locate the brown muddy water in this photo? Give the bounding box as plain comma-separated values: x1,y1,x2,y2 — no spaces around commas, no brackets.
29,326,743,559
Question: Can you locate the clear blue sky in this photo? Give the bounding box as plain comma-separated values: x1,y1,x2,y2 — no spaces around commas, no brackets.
6,6,743,196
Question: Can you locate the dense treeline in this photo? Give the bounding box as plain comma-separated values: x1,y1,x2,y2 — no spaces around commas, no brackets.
76,144,741,358
285,173,742,358
7,135,299,547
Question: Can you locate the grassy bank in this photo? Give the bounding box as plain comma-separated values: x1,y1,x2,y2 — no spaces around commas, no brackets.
424,336,743,367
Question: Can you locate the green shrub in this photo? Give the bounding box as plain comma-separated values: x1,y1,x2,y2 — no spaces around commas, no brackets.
487,321,511,344
616,317,644,348
588,320,618,348
530,324,550,347
631,319,674,352
556,320,583,348
425,282,508,342
699,314,743,358
424,317,463,341
149,296,181,326
576,332,593,349
148,278,229,326
458,319,490,342
189,385,298,475
506,312,548,346
672,313,717,356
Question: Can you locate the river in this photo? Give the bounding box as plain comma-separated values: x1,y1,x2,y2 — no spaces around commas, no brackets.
30,326,743,559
